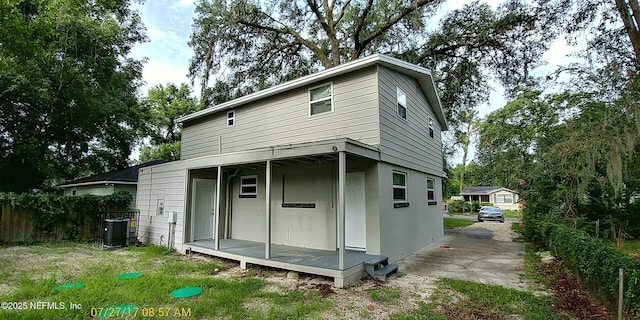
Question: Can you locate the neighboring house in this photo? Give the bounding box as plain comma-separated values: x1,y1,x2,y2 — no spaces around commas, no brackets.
59,160,165,207
135,54,448,287
461,186,519,211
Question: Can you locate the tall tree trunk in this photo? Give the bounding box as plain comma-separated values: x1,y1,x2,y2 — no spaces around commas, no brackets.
615,0,640,61
459,138,469,194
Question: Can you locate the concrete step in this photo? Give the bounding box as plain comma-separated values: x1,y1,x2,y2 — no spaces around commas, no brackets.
373,263,398,281
364,255,388,266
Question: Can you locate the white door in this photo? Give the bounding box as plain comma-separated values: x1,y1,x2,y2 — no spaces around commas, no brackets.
345,172,366,250
191,178,216,241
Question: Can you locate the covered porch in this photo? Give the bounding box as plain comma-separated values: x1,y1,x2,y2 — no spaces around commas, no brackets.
184,239,384,286
179,138,392,287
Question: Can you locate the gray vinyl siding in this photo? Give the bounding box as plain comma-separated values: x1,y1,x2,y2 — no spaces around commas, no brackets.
377,163,444,263
181,67,380,159
377,66,444,176
135,163,187,249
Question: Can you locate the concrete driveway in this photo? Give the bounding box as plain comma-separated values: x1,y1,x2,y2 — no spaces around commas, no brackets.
397,222,526,289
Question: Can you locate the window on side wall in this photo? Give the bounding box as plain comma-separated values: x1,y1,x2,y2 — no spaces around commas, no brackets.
239,175,257,198
428,116,434,138
396,87,407,120
309,83,333,116
393,171,409,207
427,178,437,205
227,110,235,127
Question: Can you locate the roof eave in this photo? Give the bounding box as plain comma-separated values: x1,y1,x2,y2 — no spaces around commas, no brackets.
58,181,138,188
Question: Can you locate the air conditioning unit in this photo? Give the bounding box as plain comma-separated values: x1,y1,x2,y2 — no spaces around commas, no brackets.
104,218,129,247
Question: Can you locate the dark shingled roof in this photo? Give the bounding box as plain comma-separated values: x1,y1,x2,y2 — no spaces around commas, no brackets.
461,186,517,195
58,160,165,187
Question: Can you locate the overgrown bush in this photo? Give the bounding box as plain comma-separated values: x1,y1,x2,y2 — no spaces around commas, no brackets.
480,202,492,207
540,221,640,314
448,200,473,213
0,191,132,241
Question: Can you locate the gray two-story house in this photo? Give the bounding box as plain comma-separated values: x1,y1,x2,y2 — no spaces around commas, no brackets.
135,54,448,287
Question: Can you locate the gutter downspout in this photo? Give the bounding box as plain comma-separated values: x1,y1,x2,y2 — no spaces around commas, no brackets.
225,169,239,239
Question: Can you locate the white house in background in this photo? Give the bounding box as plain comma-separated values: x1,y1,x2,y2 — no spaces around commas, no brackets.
59,160,165,207
135,54,448,287
461,186,520,211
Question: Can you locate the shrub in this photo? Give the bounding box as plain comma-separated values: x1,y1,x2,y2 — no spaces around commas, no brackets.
541,222,640,315
0,191,132,241
448,200,473,213
480,202,493,207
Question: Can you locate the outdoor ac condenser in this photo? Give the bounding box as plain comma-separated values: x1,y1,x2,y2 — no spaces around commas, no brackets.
103,218,129,247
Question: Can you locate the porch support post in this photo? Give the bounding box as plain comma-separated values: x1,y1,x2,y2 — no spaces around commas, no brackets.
338,151,346,270
214,166,223,250
265,160,272,260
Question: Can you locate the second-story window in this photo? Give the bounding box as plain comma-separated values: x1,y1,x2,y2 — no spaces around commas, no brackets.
309,83,333,116
428,116,434,138
227,110,235,127
397,87,407,120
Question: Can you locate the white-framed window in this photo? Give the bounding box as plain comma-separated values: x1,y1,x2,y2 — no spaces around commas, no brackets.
71,187,77,196
428,116,434,138
495,194,513,204
309,83,333,116
392,171,407,203
427,178,435,201
239,175,257,198
396,87,407,120
227,110,235,127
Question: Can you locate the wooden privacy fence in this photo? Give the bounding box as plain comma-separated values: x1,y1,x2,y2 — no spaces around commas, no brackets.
0,192,132,243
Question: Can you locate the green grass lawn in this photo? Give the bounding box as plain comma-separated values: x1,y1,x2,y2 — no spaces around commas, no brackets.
0,243,329,320
614,239,640,257
503,210,523,218
443,217,476,229
0,239,568,319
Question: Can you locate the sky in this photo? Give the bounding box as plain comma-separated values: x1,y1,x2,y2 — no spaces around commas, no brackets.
130,0,198,95
129,0,578,163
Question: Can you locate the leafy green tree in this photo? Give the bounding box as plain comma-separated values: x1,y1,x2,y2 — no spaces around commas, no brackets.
476,90,559,189
0,0,146,192
561,0,640,64
188,0,563,128
138,83,200,162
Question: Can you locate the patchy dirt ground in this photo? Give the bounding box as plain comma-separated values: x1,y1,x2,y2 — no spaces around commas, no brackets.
536,258,612,319
210,258,438,319
0,221,521,319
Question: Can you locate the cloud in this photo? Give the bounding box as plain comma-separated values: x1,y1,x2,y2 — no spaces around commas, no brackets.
129,0,199,98
543,38,579,68
177,0,195,8
138,59,199,95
